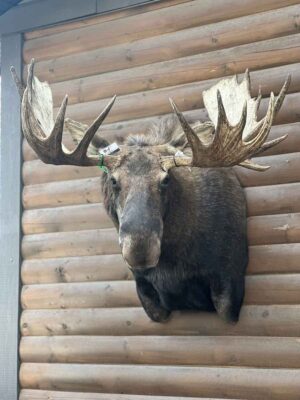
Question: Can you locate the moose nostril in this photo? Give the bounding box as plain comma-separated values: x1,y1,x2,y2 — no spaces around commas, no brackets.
121,234,161,269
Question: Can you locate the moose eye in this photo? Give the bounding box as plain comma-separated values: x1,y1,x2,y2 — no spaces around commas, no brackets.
160,175,170,187
110,176,118,187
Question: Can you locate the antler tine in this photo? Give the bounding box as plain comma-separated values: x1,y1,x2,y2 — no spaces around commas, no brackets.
163,71,287,172
239,159,270,171
245,92,275,149
10,66,25,97
243,68,251,92
274,74,291,114
213,97,246,158
169,98,206,164
12,58,120,169
49,95,69,157
253,134,288,156
216,90,229,132
27,59,35,104
238,100,248,129
73,95,116,160
255,86,262,115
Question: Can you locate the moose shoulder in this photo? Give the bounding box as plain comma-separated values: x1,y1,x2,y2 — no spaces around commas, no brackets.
12,60,290,323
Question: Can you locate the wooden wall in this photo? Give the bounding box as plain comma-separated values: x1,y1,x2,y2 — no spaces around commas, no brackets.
20,1,300,399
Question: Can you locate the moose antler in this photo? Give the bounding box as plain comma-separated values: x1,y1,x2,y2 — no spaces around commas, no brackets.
11,59,121,169
162,71,290,171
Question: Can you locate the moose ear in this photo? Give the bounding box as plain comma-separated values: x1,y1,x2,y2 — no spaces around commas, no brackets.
65,118,105,156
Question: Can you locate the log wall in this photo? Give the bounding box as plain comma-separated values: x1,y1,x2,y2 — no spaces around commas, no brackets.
20,1,300,399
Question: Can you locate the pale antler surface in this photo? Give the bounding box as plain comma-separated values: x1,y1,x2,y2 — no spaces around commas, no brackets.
12,60,290,174
162,71,290,171
11,59,120,169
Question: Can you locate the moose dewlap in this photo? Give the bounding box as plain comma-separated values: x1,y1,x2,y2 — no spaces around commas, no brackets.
12,59,289,322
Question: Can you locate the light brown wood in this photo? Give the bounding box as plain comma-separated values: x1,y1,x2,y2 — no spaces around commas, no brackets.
23,133,76,162
20,305,300,336
20,243,300,285
19,363,300,399
24,0,191,40
50,34,300,111
61,89,300,128
22,160,98,185
23,0,299,62
22,88,300,164
37,91,297,157
23,174,300,217
20,389,236,400
22,151,300,187
21,228,120,260
28,6,300,84
21,254,130,285
19,335,300,368
248,243,300,274
22,194,300,244
245,182,300,216
21,281,139,310
22,177,102,210
20,274,300,309
23,139,37,162
245,274,300,304
22,203,112,234
22,121,300,163
21,210,300,259
247,213,300,245
253,122,300,157
19,1,300,397
235,152,300,187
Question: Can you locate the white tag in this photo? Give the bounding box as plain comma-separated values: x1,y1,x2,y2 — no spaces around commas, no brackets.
175,150,185,157
99,143,120,156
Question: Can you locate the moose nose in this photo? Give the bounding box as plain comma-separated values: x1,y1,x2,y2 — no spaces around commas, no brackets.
121,233,161,269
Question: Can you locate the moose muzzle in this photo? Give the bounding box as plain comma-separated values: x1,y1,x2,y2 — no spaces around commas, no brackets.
118,192,163,270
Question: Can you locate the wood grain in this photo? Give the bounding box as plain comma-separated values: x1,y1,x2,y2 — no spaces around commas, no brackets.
247,213,300,245
22,203,112,234
19,363,300,399
23,0,300,62
21,228,120,260
23,177,102,210
28,5,300,84
20,335,300,368
24,0,191,39
22,196,300,245
23,174,300,217
20,390,228,400
50,35,300,109
248,243,300,274
20,243,300,285
20,274,300,309
244,182,300,216
21,209,300,260
20,305,300,336
22,121,300,162
22,151,300,187
21,254,130,285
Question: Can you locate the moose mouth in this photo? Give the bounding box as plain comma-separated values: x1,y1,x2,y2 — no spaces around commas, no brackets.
122,250,161,272
127,263,159,272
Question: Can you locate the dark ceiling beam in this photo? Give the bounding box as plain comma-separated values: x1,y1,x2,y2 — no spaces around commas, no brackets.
0,0,158,35
0,0,22,17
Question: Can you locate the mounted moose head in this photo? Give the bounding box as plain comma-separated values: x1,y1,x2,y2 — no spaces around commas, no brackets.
12,60,290,323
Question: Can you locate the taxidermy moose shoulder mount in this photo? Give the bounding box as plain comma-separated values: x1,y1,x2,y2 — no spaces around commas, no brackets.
12,60,290,323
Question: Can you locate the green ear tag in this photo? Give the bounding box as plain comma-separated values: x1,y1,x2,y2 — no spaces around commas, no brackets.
98,153,109,174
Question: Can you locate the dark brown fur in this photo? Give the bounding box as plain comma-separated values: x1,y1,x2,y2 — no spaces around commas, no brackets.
101,117,248,323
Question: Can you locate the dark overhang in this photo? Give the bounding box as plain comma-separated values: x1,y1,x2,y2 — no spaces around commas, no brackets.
0,0,159,35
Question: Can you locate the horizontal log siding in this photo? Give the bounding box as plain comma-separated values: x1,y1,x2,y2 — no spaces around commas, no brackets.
21,1,300,399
